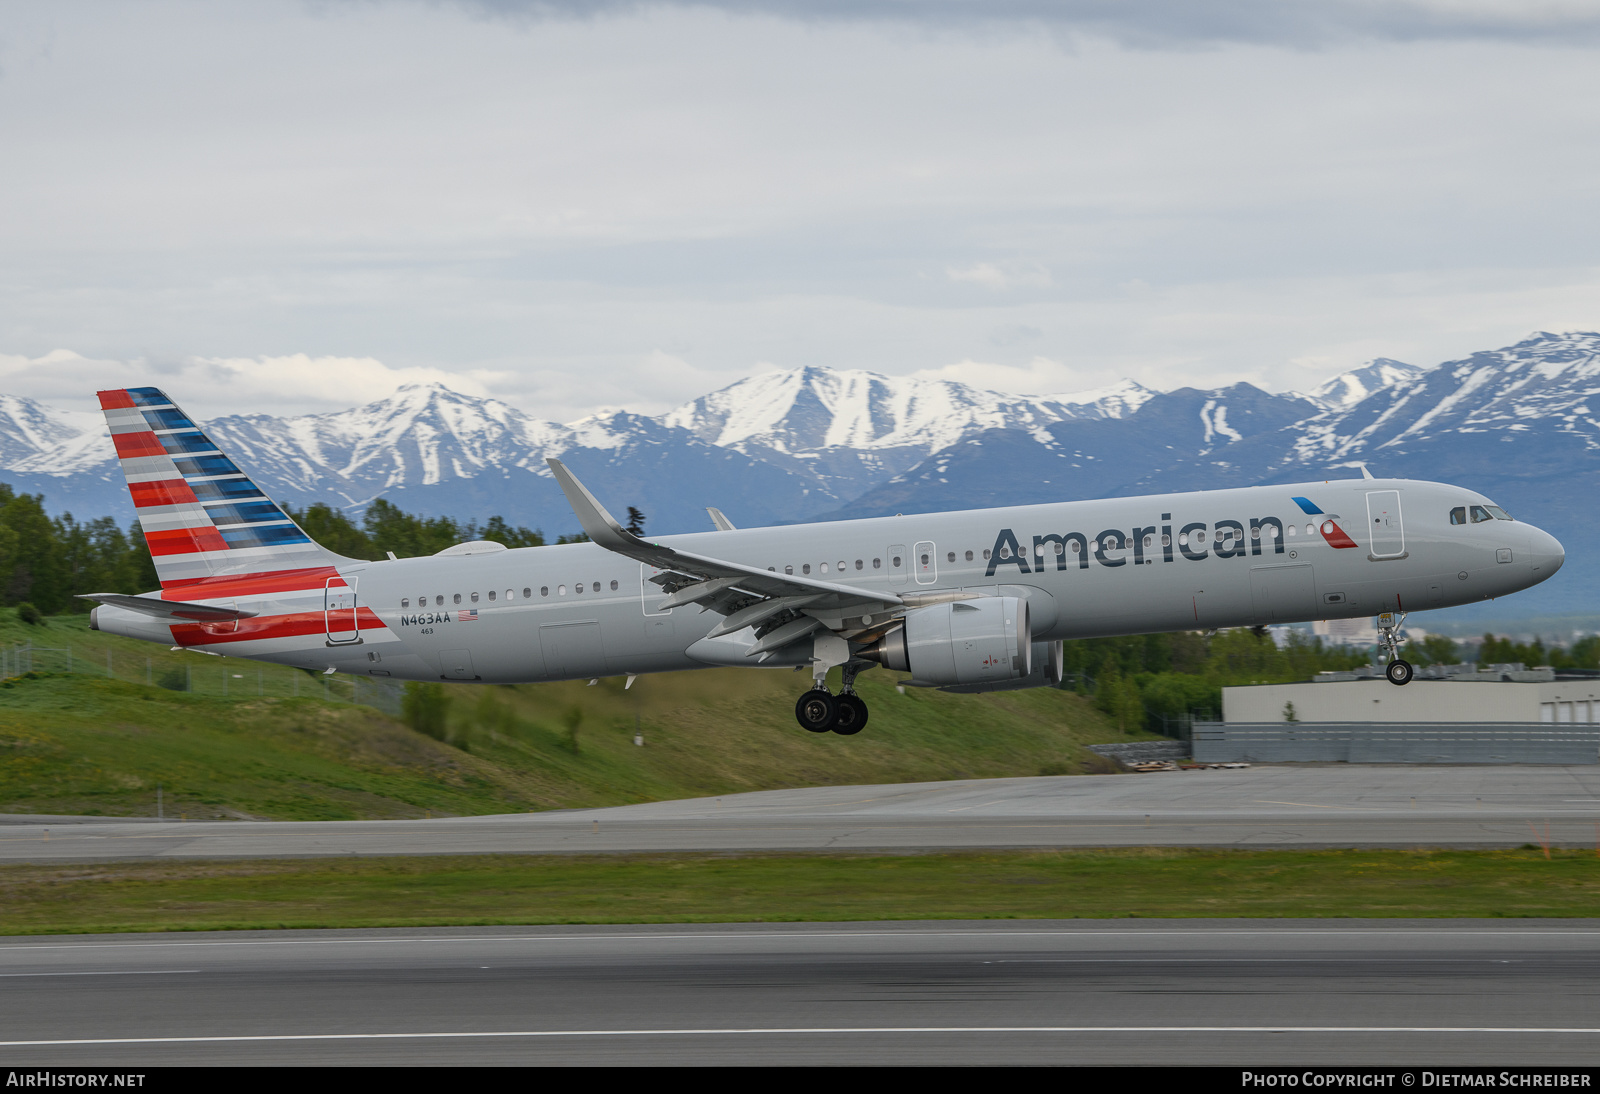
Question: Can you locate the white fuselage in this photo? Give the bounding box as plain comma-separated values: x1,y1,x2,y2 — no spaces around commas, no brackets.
94,477,1565,685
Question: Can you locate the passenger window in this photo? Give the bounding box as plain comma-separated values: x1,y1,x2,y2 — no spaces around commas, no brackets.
964,550,973,561
946,551,955,563
471,592,480,603
819,563,828,574
557,585,566,596
452,593,462,605
487,591,496,601
873,558,881,569
837,560,846,572
982,550,991,560
802,564,811,575
435,595,444,606
1450,507,1467,525
401,598,410,608
894,555,904,565
610,579,619,591
523,587,532,599
593,582,601,592
541,586,549,597
785,565,793,575
576,582,584,594
1470,505,1493,523
855,559,864,570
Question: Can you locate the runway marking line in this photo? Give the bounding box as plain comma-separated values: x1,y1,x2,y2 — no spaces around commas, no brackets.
4,1026,1600,1048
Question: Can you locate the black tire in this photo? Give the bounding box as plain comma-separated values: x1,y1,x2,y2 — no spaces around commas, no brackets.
1385,659,1414,686
832,694,869,736
795,689,837,732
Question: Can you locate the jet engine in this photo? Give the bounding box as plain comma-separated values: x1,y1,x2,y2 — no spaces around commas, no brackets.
859,596,1031,687
940,639,1064,694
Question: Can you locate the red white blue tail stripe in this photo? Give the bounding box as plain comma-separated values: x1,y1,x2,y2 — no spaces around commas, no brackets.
97,386,342,587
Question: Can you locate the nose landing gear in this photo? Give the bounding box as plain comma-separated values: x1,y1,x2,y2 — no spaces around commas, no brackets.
1377,610,1413,686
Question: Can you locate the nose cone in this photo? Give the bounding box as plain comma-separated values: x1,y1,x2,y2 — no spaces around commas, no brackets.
1527,525,1565,584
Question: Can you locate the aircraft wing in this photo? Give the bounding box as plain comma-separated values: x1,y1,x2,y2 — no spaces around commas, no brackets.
547,459,901,653
78,593,258,622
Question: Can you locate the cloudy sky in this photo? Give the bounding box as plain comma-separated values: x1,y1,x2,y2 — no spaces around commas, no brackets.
1,0,1598,420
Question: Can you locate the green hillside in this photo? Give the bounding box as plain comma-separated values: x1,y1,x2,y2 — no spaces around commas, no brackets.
0,613,1145,821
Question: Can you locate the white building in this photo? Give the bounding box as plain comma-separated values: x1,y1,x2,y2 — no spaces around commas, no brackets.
1224,676,1600,725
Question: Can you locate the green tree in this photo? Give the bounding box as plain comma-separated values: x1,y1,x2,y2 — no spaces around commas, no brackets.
1409,634,1460,667
291,503,377,559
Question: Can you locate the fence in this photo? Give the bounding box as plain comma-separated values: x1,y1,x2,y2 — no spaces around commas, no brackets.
1,641,404,718
1192,721,1600,764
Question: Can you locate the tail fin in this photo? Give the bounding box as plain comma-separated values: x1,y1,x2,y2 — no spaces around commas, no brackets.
97,386,346,588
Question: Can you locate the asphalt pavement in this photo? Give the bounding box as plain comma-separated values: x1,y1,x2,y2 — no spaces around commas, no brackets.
3,765,1600,862
0,920,1597,1065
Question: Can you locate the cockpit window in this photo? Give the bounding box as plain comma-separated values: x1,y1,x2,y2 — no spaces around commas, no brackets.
1450,507,1467,525
1484,505,1513,521
1469,505,1492,523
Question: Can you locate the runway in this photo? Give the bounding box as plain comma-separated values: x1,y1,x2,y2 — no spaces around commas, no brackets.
4,765,1600,862
1,920,1598,1065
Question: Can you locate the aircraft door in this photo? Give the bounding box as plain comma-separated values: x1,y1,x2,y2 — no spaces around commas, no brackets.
639,563,674,639
1249,564,1317,623
913,541,937,585
888,544,909,588
324,578,359,645
540,621,606,679
1365,491,1405,558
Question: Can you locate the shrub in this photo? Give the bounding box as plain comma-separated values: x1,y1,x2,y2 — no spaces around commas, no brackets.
15,603,42,626
402,682,451,741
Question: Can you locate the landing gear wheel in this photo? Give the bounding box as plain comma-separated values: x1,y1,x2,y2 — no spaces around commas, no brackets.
1385,659,1414,686
795,689,837,732
832,694,869,736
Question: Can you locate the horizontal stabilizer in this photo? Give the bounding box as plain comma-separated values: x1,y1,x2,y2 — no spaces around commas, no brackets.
706,507,736,531
78,593,258,622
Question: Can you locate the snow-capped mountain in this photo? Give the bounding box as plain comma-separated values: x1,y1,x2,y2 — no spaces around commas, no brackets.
3,332,1596,614
0,368,1162,533
1306,357,1427,410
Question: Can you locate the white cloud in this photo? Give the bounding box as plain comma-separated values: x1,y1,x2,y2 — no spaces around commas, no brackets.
945,262,1052,290
0,3,1597,421
0,350,490,418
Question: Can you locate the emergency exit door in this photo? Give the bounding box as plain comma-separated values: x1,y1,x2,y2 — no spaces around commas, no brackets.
325,578,359,644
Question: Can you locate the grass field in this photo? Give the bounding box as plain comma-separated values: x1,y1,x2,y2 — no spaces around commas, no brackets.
0,613,1145,820
1,849,1596,935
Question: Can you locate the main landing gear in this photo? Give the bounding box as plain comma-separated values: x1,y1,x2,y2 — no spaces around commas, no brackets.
1377,610,1413,686
795,660,872,735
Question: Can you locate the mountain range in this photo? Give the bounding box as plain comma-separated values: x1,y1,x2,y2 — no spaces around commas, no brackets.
1,330,1595,618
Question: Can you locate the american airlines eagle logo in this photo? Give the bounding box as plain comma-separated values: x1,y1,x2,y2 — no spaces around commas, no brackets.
985,495,1359,578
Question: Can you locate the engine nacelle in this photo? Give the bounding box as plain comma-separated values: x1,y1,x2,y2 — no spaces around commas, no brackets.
940,639,1063,694
861,596,1031,687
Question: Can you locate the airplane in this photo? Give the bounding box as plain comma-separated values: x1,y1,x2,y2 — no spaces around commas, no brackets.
84,385,1566,735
